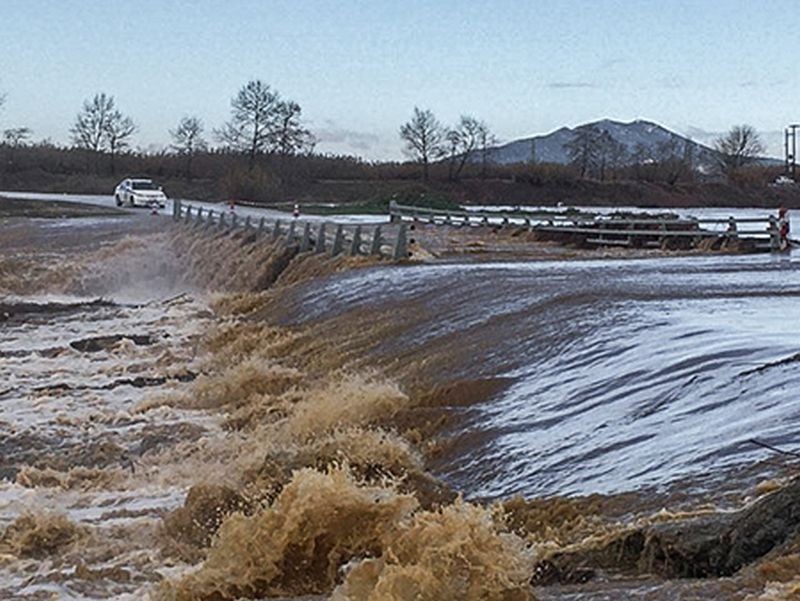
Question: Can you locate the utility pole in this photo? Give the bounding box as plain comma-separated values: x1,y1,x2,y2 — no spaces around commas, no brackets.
785,124,799,179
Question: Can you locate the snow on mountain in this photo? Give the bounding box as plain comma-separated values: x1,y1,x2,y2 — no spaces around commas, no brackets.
485,119,718,167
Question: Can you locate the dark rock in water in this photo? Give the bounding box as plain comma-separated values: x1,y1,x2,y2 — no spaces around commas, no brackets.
531,559,596,586
639,514,739,577
0,298,114,322
70,333,154,353
533,477,800,584
98,371,197,390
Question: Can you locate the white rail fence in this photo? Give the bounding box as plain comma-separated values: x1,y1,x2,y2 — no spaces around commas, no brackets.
389,201,784,251
173,200,409,260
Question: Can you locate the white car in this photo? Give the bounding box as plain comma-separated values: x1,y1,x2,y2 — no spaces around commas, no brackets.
114,178,167,208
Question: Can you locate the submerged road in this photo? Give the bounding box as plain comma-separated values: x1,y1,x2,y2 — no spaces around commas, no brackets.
5,189,800,500
270,250,800,500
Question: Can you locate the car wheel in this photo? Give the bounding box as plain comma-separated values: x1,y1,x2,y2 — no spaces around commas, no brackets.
115,195,122,207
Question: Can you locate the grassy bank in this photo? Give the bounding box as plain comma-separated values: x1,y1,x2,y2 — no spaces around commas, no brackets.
0,196,126,219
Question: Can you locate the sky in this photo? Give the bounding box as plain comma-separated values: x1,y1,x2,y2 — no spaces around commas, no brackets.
0,0,797,160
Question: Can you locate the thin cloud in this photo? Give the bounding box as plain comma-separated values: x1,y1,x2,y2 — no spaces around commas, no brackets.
314,125,382,152
547,81,596,89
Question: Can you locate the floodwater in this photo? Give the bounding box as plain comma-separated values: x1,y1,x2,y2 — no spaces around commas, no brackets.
269,250,800,500
1,205,799,599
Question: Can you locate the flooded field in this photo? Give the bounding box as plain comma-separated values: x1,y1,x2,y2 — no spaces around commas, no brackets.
1,205,800,600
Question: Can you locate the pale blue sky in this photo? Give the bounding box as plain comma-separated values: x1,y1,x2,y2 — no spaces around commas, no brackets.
0,0,795,159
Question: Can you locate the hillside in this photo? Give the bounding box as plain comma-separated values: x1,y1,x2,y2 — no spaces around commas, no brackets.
485,119,720,168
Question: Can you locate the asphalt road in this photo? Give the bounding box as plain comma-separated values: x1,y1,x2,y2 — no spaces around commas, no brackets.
0,191,388,225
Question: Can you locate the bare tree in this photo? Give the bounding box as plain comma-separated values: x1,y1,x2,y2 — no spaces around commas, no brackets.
595,131,627,181
3,127,31,147
272,100,314,156
2,127,31,172
528,139,537,165
71,93,115,154
449,115,483,181
714,125,764,173
564,125,602,178
70,93,135,173
216,80,281,168
651,138,694,185
682,138,695,174
105,111,136,175
400,107,444,181
170,116,207,179
477,122,498,178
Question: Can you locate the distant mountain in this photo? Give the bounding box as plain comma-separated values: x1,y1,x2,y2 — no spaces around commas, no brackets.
484,119,720,169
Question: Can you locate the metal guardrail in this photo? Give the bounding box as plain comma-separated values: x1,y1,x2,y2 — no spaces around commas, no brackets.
173,200,409,260
388,201,783,251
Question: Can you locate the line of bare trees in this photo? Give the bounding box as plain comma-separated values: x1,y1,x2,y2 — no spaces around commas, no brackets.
0,79,774,190
399,107,497,181
399,105,768,185
562,123,765,183
561,124,695,184
1,79,315,180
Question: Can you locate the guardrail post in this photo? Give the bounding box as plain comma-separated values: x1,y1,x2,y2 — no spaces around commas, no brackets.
218,212,226,229
769,215,780,251
183,206,191,223
315,223,326,253
482,215,489,226
300,222,312,251
172,199,181,220
370,226,382,255
230,213,238,229
205,210,214,230
244,216,251,229
350,225,362,255
192,207,203,229
331,224,344,256
286,221,296,245
258,217,266,232
393,224,408,260
389,200,401,223
502,214,510,227
272,219,282,239
727,216,738,239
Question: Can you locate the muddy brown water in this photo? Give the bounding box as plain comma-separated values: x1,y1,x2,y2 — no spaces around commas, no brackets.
1,212,798,599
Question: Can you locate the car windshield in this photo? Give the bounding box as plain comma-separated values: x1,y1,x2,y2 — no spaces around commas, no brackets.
131,181,157,190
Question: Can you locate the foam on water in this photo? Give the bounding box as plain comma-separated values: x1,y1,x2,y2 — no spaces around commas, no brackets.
3,213,800,600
